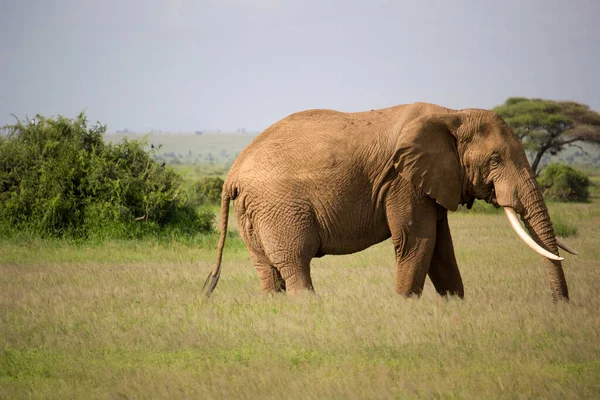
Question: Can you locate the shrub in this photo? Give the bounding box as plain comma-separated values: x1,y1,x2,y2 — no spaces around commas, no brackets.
457,200,503,214
190,177,224,205
537,163,590,202
0,113,212,239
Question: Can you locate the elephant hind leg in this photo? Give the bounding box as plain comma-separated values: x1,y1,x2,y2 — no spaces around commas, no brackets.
267,231,319,295
428,210,464,298
257,264,287,293
245,204,319,295
273,258,314,295
247,247,286,293
264,243,317,295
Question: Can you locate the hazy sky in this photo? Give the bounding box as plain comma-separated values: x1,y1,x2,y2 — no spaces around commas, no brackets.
1,0,599,132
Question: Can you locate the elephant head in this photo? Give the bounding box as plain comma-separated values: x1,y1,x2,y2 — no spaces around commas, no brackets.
393,109,576,301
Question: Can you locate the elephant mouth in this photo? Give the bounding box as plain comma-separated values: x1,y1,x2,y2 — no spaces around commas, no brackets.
487,188,499,208
462,185,495,209
465,198,475,209
470,184,498,207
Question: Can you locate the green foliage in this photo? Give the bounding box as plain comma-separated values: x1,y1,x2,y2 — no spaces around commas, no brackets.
551,216,578,238
493,98,600,174
0,113,212,240
538,163,590,202
190,177,224,205
493,98,569,152
457,200,503,214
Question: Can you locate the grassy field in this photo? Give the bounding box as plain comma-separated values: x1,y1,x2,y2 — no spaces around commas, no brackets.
1,174,600,399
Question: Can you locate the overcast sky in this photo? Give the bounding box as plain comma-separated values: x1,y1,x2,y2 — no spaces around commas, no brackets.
1,0,599,132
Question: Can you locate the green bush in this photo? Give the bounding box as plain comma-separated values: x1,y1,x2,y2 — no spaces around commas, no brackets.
457,200,503,214
190,177,224,205
0,113,212,240
537,163,590,202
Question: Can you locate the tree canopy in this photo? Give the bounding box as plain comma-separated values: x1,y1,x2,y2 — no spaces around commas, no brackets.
493,97,600,174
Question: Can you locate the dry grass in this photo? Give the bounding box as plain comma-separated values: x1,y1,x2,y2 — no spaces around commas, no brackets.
2,188,600,398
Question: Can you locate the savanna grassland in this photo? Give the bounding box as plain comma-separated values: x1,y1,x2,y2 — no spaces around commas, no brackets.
1,135,600,398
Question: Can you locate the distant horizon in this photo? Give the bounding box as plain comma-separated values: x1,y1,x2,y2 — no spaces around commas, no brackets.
12,94,600,135
106,129,260,135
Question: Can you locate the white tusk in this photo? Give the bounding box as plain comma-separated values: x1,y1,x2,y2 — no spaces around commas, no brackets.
555,237,579,255
504,207,564,261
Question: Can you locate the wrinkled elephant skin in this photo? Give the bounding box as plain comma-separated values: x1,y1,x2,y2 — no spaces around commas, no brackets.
204,102,572,301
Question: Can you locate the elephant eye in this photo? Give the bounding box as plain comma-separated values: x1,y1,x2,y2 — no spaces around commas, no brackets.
489,155,500,167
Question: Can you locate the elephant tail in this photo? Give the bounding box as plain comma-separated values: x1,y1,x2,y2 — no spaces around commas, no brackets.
203,186,234,297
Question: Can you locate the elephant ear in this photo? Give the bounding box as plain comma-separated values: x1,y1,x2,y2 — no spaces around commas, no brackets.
393,113,463,211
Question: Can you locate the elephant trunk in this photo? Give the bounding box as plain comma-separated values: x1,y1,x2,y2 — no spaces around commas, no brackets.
517,175,569,302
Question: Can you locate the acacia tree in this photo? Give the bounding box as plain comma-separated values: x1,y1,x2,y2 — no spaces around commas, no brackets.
493,97,600,174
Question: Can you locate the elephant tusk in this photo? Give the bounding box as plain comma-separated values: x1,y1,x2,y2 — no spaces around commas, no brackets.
504,207,564,261
555,237,579,255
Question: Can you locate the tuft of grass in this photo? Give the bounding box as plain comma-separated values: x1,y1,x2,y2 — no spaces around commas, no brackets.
547,208,579,238
552,218,578,238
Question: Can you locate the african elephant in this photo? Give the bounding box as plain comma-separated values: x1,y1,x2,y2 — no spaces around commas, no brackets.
204,102,576,301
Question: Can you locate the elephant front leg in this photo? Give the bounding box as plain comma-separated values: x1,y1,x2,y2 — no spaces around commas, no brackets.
393,234,436,297
386,184,438,297
428,210,464,298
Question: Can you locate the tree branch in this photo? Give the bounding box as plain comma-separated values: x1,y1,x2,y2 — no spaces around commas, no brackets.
557,137,587,146
567,142,589,156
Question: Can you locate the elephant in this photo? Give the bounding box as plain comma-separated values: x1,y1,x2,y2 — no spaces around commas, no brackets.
203,102,577,301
